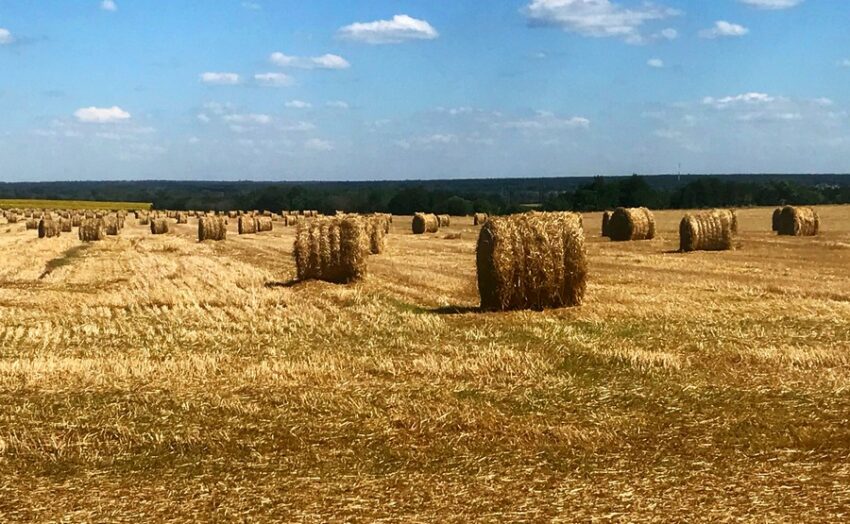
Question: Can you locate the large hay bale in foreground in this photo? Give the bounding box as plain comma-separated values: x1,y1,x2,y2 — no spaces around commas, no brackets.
38,219,61,239
476,212,587,311
473,213,488,226
607,207,655,241
437,214,451,228
294,216,367,283
714,209,739,235
238,215,257,235
601,211,611,238
79,219,105,242
679,210,734,252
777,206,819,236
412,213,439,235
199,216,227,241
150,218,170,235
255,216,273,232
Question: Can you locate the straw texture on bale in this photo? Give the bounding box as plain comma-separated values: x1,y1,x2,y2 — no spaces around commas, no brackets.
474,213,488,226
79,219,105,242
607,207,656,241
437,214,451,227
679,210,734,252
713,209,739,235
71,214,82,227
59,217,73,233
364,216,388,254
476,212,587,311
103,215,121,236
176,212,188,224
255,216,273,232
412,213,439,235
150,218,170,235
6,213,18,224
26,219,39,230
38,219,61,239
238,215,257,235
198,216,227,241
294,216,368,283
601,211,611,238
776,206,819,237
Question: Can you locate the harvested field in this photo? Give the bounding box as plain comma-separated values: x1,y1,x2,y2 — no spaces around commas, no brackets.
1,206,850,522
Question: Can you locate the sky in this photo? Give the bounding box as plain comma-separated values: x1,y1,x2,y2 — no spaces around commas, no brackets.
0,0,849,182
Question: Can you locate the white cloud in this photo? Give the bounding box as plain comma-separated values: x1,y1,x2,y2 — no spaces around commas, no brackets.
305,138,334,151
647,58,664,68
738,0,803,9
523,0,680,44
657,28,678,40
254,72,294,87
326,101,349,109
338,14,439,44
74,106,131,123
280,121,316,132
700,21,749,39
286,100,312,109
223,113,272,125
269,52,350,70
703,92,776,108
200,72,241,85
499,111,590,130
100,0,117,12
241,1,261,10
0,28,14,45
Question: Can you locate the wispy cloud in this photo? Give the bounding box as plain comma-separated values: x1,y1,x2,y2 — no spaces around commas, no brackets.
338,14,438,44
100,0,117,12
0,28,14,45
647,58,664,68
269,52,350,70
254,72,294,87
74,106,131,123
285,100,312,109
738,0,803,9
699,21,749,39
200,72,241,85
305,138,334,151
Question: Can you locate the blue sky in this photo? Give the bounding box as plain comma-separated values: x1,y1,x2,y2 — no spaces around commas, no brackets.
1,0,848,181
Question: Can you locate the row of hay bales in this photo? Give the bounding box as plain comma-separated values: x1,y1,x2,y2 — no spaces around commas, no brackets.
292,214,391,283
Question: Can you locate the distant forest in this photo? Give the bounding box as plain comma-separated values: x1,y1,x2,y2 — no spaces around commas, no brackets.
2,174,850,215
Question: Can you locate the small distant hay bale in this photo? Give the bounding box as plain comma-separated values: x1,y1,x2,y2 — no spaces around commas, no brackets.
38,219,61,239
138,214,150,225
255,216,273,232
679,210,734,252
71,214,82,227
238,215,257,235
776,206,819,237
176,212,188,224
364,216,388,254
150,218,170,235
476,212,587,311
294,216,368,283
601,211,611,238
79,219,106,242
772,208,781,232
103,215,121,236
607,207,656,241
412,213,439,234
6,213,18,224
437,214,451,227
198,216,227,241
26,219,39,230
473,213,488,226
59,217,73,233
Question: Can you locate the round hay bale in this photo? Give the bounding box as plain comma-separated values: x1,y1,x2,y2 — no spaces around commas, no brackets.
255,216,273,233
437,214,451,228
476,212,587,311
150,218,170,235
238,215,257,235
59,217,73,233
473,213,488,226
772,208,781,232
365,215,388,254
6,213,18,224
79,219,106,242
601,211,611,238
71,214,82,228
293,216,368,283
679,210,734,252
199,216,227,241
412,213,439,235
103,215,121,236
26,219,39,230
138,214,150,226
176,212,188,224
38,218,61,239
713,209,738,235
607,207,656,241
777,206,819,236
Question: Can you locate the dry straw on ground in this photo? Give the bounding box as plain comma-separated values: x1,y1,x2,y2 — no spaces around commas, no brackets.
78,218,105,242
473,213,488,226
199,216,227,241
150,218,170,235
238,215,258,235
294,216,368,283
679,210,734,252
476,211,587,311
607,207,656,241
38,218,61,239
777,206,819,236
412,213,439,235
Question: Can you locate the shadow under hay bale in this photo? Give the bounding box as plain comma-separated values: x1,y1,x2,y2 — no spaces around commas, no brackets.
150,218,170,235
476,212,587,311
294,216,368,284
198,216,227,241
777,206,819,236
79,219,106,242
38,219,61,239
679,210,734,252
412,213,439,235
607,207,655,241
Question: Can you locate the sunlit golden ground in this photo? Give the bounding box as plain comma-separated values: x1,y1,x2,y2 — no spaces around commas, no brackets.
1,207,849,522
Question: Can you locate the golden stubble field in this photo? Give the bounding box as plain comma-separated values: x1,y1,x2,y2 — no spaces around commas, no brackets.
1,207,849,522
